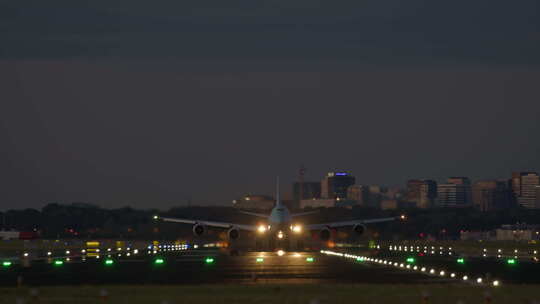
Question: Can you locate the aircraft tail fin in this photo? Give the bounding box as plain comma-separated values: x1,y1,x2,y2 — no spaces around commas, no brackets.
276,176,282,207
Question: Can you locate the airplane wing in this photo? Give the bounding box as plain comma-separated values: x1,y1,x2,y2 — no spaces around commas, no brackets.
238,211,269,218
159,216,257,232
305,216,397,230
290,210,319,217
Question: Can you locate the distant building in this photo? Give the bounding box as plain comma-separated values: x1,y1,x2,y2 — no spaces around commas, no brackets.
292,182,321,201
380,199,398,210
537,186,540,209
346,185,369,206
472,180,511,211
511,172,540,209
232,195,274,210
406,179,437,208
299,199,335,209
321,172,355,199
437,177,472,207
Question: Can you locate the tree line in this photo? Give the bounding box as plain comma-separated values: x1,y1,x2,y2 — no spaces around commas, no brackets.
1,203,540,240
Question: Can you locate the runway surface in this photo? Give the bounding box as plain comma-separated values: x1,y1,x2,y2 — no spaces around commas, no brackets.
0,250,442,286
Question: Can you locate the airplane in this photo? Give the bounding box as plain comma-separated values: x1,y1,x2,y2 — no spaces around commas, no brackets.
153,179,404,250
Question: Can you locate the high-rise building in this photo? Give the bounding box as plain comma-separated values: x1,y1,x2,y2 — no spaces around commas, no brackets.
321,172,355,199
511,172,540,209
472,180,511,211
347,185,369,205
292,182,321,201
437,177,472,207
406,179,437,208
536,186,540,209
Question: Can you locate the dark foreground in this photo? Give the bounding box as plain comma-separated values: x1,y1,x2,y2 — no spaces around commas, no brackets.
1,284,539,304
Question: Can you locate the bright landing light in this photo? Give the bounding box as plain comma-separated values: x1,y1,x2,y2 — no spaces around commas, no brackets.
257,225,267,233
291,225,302,233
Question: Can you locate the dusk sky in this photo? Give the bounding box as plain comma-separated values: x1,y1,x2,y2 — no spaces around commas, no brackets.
1,0,539,210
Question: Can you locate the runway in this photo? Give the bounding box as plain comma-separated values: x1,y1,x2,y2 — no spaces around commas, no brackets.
0,250,441,286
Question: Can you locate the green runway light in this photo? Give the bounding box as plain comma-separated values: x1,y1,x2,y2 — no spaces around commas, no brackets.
54,260,64,266
406,257,415,263
2,261,12,267
154,258,165,265
507,259,517,265
306,257,314,262
105,259,114,266
256,258,264,263
356,257,364,262
205,258,214,264
457,258,465,264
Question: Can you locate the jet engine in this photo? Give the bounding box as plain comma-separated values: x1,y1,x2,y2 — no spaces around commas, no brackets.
319,228,331,241
192,224,206,236
353,224,367,236
228,227,240,240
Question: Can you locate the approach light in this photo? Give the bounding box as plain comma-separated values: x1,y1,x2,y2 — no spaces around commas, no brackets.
493,280,500,287
155,258,165,265
292,225,302,233
306,257,314,262
104,259,114,266
257,225,267,233
2,261,12,267
153,215,159,220
277,250,285,256
399,214,407,221
277,231,284,239
205,258,214,264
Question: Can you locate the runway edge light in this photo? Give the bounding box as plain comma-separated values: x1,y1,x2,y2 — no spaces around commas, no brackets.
205,257,215,264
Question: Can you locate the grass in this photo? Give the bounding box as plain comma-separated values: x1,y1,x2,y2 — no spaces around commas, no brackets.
0,284,539,304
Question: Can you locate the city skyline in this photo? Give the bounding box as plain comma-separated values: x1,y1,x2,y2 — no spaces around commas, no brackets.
1,167,538,210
